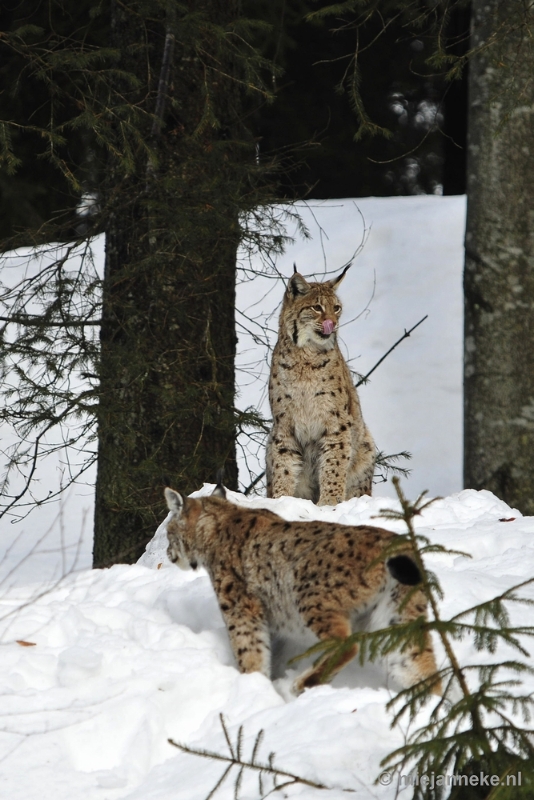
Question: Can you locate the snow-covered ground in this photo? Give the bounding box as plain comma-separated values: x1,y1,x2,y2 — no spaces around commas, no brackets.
3,196,531,800
2,487,533,800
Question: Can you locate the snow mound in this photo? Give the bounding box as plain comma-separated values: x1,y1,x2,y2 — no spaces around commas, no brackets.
2,488,533,799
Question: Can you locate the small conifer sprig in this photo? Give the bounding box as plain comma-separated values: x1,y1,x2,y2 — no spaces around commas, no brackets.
168,713,331,800
374,449,413,483
379,478,534,795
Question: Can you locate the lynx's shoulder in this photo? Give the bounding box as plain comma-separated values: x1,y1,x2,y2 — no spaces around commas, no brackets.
266,266,375,505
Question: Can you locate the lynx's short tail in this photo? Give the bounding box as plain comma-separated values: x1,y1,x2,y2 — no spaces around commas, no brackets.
386,554,422,586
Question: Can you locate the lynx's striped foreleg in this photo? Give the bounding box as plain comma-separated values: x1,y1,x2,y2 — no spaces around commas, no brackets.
316,428,353,505
213,572,272,676
266,430,304,499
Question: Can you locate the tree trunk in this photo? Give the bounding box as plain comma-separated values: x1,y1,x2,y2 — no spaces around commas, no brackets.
441,5,470,197
93,1,244,565
464,0,534,512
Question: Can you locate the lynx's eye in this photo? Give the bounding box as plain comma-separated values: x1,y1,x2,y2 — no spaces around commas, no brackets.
334,304,342,314
312,304,324,313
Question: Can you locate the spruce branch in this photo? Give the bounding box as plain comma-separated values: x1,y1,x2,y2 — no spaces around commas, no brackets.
0,314,101,327
375,479,534,793
388,477,489,747
374,449,412,482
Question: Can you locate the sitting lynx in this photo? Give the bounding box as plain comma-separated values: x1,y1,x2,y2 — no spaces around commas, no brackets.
266,265,375,505
164,485,439,695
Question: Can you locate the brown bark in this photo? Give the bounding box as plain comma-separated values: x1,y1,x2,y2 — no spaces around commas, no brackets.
93,1,244,565
464,0,534,512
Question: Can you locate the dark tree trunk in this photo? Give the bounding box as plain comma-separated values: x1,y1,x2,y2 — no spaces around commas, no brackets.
93,1,244,565
441,5,470,197
464,0,534,512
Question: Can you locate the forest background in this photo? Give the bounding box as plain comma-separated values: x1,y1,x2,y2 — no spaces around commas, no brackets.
0,0,533,566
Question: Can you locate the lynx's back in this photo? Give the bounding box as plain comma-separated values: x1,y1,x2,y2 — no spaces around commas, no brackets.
266,267,375,505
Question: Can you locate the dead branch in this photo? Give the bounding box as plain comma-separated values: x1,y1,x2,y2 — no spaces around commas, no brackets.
355,315,428,387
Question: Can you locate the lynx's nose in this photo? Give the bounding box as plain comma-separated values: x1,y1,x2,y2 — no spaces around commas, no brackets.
322,319,335,335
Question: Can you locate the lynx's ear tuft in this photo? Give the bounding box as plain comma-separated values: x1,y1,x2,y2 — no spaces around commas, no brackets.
164,487,184,515
211,483,227,499
330,260,353,289
288,271,310,298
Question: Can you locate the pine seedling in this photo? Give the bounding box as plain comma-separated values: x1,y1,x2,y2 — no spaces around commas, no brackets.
378,478,534,799
291,477,534,797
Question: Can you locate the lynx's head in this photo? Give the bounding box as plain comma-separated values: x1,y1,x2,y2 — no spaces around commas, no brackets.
164,484,227,570
280,263,351,351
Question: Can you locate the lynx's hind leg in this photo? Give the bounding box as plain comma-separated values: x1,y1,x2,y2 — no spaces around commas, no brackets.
292,611,357,694
383,625,440,695
369,582,441,695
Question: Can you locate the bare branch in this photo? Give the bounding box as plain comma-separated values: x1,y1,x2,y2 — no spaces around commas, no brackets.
355,315,428,387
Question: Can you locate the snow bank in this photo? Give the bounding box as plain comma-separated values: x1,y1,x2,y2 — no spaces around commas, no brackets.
1,487,533,800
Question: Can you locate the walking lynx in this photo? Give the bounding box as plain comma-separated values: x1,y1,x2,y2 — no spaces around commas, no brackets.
266,265,375,505
164,485,440,695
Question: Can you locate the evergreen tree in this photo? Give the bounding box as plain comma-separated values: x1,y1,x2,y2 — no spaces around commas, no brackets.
0,0,105,243
0,1,283,562
95,0,246,563
247,0,447,199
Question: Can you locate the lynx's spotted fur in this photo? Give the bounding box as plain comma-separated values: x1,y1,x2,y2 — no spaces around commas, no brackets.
266,266,375,505
164,485,439,695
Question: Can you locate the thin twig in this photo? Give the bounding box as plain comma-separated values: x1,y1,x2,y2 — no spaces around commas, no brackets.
151,28,176,138
168,737,329,790
355,315,428,387
243,471,266,495
168,714,332,799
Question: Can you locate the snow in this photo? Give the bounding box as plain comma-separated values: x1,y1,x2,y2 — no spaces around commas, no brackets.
3,195,533,799
1,488,534,799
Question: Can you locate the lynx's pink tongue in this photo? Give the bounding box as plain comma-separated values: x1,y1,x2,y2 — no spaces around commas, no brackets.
322,319,335,335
